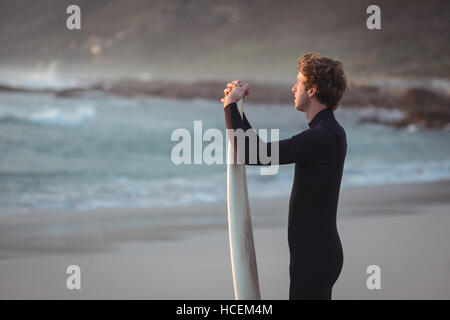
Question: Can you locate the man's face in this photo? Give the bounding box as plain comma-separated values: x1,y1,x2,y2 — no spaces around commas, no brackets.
292,72,310,111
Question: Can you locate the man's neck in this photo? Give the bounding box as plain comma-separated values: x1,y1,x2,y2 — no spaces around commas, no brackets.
305,103,328,124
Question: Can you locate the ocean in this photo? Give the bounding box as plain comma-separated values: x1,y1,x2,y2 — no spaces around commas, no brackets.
1,90,449,212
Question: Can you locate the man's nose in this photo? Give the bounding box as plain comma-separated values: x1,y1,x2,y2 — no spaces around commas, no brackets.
292,85,296,92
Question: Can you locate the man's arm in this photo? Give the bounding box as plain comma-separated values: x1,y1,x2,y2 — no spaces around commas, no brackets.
224,102,336,166
242,112,252,130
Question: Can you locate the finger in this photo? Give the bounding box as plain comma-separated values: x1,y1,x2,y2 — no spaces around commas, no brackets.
231,80,241,87
227,80,242,89
243,83,250,95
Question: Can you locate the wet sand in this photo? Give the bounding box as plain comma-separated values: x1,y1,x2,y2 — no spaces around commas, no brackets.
0,180,449,299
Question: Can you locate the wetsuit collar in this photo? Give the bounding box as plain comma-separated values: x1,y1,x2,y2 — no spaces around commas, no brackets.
308,108,334,128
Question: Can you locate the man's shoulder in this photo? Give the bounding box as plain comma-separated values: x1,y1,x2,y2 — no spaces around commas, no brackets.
322,116,346,135
297,126,340,150
322,118,347,153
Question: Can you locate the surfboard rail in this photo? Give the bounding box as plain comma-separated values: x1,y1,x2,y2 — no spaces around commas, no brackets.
226,99,261,300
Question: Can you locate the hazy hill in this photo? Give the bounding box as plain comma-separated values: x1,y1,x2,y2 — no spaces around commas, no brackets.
0,0,449,82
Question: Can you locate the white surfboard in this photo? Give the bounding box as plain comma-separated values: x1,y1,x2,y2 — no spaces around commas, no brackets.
226,98,261,300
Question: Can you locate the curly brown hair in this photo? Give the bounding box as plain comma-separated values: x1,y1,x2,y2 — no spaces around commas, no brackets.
297,53,347,111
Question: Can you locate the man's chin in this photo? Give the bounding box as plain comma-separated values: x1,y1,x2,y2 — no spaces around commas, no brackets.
294,104,304,111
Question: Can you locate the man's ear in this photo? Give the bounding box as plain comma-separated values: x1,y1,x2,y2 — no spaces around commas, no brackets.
308,87,317,98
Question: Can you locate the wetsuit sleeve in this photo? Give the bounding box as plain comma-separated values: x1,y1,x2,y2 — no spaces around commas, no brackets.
224,102,336,165
242,113,252,130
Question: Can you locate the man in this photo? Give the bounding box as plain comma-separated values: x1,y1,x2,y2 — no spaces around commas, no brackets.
221,53,347,300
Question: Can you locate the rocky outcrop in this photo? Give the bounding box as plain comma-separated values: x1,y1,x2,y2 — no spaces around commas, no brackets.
2,79,449,129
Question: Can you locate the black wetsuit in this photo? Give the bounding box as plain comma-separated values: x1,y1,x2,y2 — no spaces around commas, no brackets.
224,103,347,300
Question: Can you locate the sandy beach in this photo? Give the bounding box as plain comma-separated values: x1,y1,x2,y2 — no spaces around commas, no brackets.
0,180,449,300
